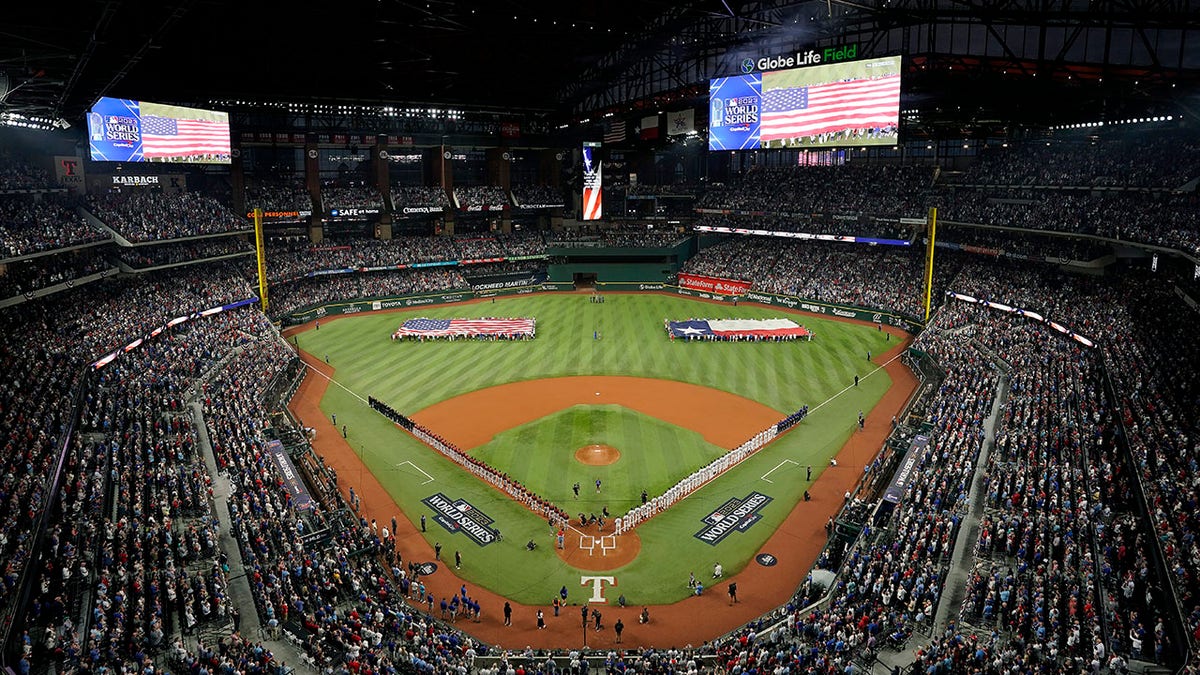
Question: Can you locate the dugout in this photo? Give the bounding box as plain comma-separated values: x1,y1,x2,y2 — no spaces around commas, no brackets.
546,236,696,285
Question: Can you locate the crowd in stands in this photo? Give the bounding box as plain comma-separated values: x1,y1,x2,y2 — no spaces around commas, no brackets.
510,184,564,207
687,140,1200,257
0,194,108,258
453,235,506,259
4,137,1200,673
547,225,685,248
937,301,1117,672
453,185,509,209
0,261,290,673
1105,281,1200,668
259,234,550,284
705,258,1200,673
681,238,949,318
900,261,1195,673
694,213,917,241
0,250,113,298
627,183,703,196
941,137,1200,189
86,191,248,243
461,260,546,281
81,265,254,359
268,268,468,319
697,164,935,219
938,189,1200,256
262,237,456,282
0,155,56,191
712,310,998,674
497,231,548,257
390,185,450,211
43,311,273,671
0,316,88,639
244,178,313,213
936,226,1110,262
0,154,61,192
116,238,255,269
0,268,501,674
320,182,384,211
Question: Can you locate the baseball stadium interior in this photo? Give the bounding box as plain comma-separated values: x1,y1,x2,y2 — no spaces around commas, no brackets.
2,1,1200,673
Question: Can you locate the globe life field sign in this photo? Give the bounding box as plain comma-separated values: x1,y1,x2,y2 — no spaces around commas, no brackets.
740,43,859,74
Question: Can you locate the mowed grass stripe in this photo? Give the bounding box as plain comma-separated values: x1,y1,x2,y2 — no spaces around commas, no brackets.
299,294,894,413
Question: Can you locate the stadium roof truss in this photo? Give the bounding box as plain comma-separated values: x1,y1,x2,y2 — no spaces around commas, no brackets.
564,0,1200,125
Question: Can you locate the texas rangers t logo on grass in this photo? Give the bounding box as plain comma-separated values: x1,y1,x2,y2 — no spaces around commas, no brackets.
422,493,500,546
694,491,773,545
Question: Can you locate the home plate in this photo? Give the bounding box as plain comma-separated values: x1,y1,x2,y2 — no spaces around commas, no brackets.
595,392,600,396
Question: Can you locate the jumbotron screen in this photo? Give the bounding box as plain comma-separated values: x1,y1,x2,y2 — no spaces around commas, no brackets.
708,55,901,150
87,97,232,164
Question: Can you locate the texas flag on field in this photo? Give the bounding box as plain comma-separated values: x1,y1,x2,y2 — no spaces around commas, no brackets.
668,318,810,339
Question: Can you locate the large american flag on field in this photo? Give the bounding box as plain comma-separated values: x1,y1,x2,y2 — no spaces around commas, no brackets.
759,74,900,142
393,318,536,338
141,115,231,159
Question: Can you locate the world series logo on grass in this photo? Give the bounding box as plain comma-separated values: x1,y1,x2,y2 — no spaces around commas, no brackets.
422,493,500,546
694,491,773,545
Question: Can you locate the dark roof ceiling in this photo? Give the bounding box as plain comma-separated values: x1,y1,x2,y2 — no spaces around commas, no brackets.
3,1,1198,132
0,0,702,120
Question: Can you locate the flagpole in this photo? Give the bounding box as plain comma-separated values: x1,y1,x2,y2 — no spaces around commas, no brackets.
253,207,269,312
923,207,937,323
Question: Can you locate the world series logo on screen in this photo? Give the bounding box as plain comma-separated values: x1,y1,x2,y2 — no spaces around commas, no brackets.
87,97,231,165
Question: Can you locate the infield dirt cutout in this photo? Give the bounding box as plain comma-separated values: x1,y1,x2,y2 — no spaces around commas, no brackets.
284,298,916,649
574,443,621,465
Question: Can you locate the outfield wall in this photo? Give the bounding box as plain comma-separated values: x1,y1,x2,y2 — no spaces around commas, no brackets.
281,281,924,334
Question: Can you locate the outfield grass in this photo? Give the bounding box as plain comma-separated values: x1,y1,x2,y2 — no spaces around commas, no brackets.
472,404,729,513
297,293,898,604
298,293,893,414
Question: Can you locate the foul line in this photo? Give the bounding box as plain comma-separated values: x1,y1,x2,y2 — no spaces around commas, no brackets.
396,460,435,485
299,358,370,404
806,352,905,416
761,459,798,484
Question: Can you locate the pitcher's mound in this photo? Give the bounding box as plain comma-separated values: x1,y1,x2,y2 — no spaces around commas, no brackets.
575,444,620,465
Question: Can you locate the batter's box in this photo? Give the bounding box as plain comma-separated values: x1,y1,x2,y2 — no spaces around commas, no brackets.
599,535,617,556
579,535,596,555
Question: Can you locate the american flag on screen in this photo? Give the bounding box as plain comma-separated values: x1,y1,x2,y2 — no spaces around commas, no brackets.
759,74,900,142
582,145,602,221
393,318,536,338
141,115,231,159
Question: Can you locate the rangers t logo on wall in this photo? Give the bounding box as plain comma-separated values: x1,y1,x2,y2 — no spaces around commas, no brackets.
421,493,500,546
694,491,773,545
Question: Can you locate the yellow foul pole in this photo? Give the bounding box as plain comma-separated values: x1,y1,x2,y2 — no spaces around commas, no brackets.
253,207,269,312
923,206,937,323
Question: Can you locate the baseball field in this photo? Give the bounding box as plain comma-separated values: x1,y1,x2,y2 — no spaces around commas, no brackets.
287,291,912,645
